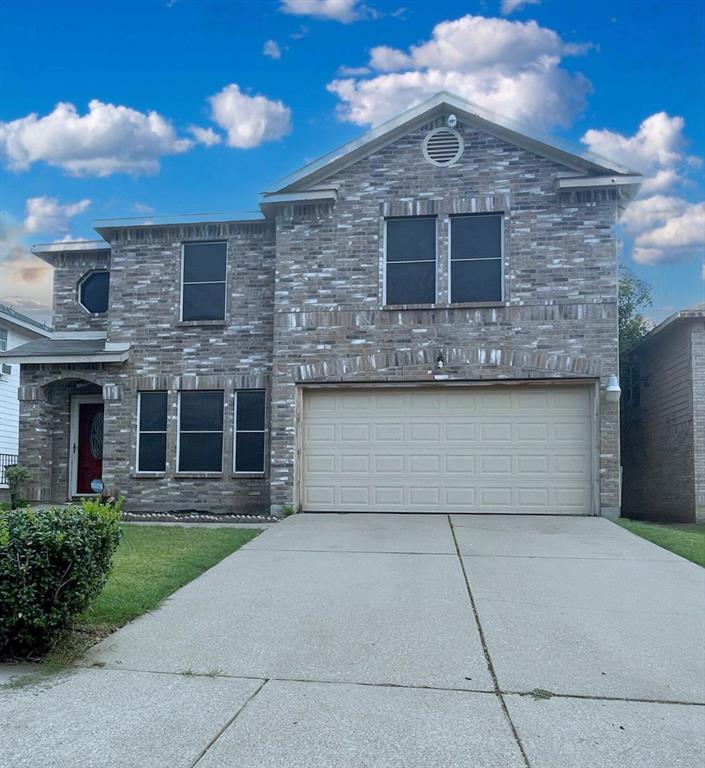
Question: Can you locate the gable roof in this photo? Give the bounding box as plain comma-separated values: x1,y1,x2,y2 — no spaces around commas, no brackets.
636,302,705,350
0,302,52,336
262,91,642,201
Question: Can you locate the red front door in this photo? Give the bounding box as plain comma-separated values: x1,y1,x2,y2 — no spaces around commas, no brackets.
76,402,104,494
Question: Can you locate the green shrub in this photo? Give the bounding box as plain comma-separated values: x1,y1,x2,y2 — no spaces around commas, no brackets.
5,464,31,509
0,498,123,658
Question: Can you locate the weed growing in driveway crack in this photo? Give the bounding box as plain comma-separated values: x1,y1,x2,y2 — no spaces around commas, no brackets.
524,688,554,700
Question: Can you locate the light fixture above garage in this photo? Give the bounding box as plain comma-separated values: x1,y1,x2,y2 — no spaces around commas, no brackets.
605,375,621,402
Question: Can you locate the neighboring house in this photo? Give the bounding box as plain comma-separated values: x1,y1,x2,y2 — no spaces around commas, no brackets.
0,303,51,485
0,92,643,517
622,304,705,523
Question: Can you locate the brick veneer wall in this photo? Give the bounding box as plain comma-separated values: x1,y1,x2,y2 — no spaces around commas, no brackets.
19,115,622,516
269,117,621,516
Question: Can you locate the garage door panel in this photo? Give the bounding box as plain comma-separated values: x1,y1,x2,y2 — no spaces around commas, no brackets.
302,386,592,514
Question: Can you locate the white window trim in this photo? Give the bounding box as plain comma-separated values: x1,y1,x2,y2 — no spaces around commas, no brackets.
383,216,438,306
180,241,228,322
176,390,224,473
136,392,168,474
77,269,110,315
448,213,504,304
233,389,267,475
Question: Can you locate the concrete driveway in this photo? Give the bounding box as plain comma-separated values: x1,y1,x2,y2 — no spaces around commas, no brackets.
2,514,704,767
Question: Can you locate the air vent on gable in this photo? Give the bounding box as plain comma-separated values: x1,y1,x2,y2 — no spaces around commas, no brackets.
423,128,464,167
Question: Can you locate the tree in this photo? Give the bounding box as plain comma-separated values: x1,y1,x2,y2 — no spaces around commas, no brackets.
618,265,653,404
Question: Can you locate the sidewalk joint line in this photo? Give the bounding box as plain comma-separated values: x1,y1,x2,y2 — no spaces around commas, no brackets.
448,514,533,768
73,664,705,707
190,678,268,768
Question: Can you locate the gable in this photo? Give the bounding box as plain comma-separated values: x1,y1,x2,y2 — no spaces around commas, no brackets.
263,92,640,200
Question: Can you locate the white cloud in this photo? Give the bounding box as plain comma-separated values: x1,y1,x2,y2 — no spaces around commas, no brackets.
263,39,282,59
0,99,192,176
582,112,701,188
23,196,91,234
189,125,222,147
621,195,705,265
584,114,704,267
280,0,363,22
208,84,292,149
132,202,155,214
501,0,540,14
0,213,52,319
328,15,591,129
337,65,372,76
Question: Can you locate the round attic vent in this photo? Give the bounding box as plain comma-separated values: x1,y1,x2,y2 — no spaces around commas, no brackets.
423,127,463,167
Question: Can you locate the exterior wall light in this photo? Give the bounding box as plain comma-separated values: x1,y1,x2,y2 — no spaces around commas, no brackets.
605,374,621,402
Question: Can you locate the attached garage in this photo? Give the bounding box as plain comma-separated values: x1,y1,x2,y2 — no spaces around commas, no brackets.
301,384,595,515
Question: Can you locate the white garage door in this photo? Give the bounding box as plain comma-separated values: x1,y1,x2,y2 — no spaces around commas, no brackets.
301,385,593,514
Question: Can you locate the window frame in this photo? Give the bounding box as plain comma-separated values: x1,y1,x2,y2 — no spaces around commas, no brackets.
383,216,438,306
176,390,225,474
179,241,228,323
448,213,505,305
77,269,110,315
135,391,168,474
232,389,268,476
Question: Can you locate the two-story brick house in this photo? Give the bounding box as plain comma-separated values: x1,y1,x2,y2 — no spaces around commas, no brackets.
1,93,642,517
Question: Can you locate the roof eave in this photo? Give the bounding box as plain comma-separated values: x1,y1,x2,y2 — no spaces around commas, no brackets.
264,91,638,196
0,350,130,365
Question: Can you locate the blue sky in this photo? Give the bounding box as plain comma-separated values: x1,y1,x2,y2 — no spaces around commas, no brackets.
1,0,703,324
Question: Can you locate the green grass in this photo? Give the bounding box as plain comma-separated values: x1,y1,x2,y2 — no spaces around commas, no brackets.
83,524,260,627
616,519,705,568
42,524,260,667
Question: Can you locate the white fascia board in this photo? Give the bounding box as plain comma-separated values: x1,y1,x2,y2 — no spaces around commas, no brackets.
50,331,108,340
0,312,52,337
261,190,338,204
0,350,130,365
556,175,644,189
31,240,109,255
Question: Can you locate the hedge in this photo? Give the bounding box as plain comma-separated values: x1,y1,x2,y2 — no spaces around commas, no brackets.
0,498,123,658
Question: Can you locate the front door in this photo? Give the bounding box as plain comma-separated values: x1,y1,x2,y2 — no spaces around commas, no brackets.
75,401,104,494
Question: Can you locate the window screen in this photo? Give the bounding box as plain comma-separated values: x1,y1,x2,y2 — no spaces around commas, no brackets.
234,390,266,473
181,242,227,321
178,390,224,472
450,214,503,303
385,217,436,305
137,392,167,472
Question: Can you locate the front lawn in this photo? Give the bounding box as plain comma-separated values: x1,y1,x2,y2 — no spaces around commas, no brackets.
50,524,260,664
616,519,705,568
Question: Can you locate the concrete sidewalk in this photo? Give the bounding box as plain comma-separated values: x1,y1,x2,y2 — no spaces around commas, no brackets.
2,514,704,767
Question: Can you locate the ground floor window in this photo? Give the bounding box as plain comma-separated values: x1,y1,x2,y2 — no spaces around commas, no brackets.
234,389,266,473
137,391,168,472
178,390,224,472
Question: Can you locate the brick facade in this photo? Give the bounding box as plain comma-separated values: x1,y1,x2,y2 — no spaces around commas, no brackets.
18,112,623,516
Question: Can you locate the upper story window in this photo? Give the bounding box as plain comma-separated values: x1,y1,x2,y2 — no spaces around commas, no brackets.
0,328,7,352
78,270,110,314
177,390,224,472
385,217,436,305
450,214,503,303
181,242,227,322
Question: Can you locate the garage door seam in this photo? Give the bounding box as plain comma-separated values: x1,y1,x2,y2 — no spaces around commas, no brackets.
448,514,533,768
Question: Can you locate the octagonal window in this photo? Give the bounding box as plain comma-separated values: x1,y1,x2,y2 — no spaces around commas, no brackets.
79,271,110,314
